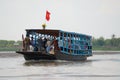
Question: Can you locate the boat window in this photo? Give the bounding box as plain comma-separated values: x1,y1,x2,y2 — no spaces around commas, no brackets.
58,31,92,55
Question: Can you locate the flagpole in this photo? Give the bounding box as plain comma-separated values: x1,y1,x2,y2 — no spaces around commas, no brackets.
42,10,50,30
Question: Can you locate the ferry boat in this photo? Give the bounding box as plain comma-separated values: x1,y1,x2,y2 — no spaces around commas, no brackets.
16,29,92,61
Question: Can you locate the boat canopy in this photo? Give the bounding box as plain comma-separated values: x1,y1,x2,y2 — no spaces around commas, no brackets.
26,29,60,37
26,29,91,38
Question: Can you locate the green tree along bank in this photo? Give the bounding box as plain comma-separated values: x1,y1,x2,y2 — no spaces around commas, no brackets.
92,35,120,51
0,35,120,51
0,40,22,51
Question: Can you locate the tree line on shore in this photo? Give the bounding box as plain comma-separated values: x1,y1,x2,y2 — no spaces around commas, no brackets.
0,40,22,51
0,34,120,51
92,34,120,50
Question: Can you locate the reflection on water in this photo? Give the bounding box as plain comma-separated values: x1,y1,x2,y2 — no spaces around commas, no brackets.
24,60,63,66
0,52,120,80
23,60,93,67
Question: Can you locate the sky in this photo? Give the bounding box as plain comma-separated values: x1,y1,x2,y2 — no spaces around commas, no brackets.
0,0,120,40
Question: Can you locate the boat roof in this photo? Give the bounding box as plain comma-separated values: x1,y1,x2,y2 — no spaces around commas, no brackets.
26,29,60,37
26,29,92,37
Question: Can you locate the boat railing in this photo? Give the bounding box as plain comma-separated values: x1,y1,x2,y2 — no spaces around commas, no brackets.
59,44,92,55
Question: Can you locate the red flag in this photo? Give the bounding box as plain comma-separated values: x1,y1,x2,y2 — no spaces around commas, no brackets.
46,10,50,21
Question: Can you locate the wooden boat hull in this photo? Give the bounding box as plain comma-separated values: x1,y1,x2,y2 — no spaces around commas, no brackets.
55,51,87,61
16,51,88,61
16,51,56,60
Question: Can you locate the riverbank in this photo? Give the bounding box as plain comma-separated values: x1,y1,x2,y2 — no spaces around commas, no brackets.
0,51,21,58
93,51,120,55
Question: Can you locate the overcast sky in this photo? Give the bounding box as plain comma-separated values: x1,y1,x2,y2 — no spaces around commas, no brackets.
0,0,120,40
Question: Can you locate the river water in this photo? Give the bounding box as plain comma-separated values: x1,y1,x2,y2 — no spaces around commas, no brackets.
0,51,120,80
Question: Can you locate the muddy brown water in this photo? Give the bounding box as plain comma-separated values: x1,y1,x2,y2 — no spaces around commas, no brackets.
0,51,120,80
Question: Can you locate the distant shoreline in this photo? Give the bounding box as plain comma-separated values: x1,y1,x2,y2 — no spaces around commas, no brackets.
0,51,15,53
93,51,120,55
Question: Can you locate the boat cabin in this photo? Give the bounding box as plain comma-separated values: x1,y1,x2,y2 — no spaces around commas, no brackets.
23,29,92,56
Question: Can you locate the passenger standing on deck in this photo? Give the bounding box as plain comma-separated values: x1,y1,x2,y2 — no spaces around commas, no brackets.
52,38,60,51
43,37,47,49
46,38,51,53
24,35,30,51
30,37,34,51
58,38,63,50
37,37,43,51
30,37,34,46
